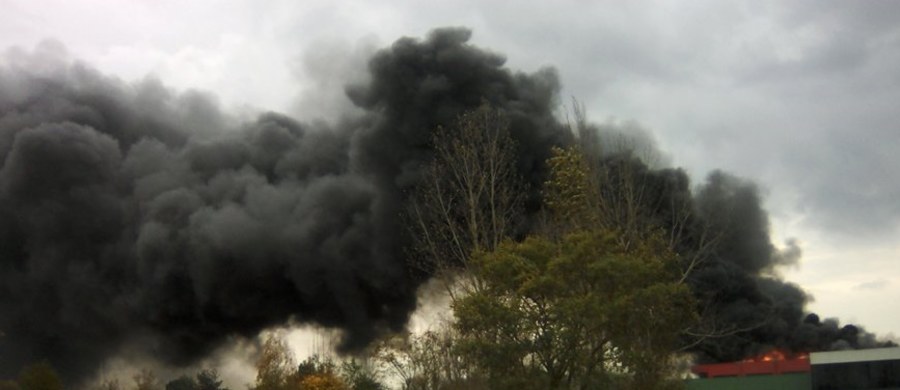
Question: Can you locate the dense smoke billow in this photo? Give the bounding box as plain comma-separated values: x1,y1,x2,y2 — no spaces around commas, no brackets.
582,150,893,362
0,28,890,382
0,28,564,382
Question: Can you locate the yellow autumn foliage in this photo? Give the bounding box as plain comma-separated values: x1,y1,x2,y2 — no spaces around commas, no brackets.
297,373,347,390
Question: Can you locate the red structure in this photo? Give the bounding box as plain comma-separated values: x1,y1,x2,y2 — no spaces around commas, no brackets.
692,350,811,378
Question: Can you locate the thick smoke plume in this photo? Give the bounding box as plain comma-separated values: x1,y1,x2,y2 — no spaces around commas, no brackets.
0,28,890,383
576,128,894,361
0,29,562,382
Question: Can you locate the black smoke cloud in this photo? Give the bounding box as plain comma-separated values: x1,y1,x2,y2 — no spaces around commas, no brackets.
583,147,894,362
688,172,893,360
0,28,890,383
0,29,565,382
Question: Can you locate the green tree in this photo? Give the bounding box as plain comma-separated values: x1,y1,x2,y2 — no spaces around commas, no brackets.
195,370,226,390
339,360,384,390
17,362,62,390
451,146,696,389
453,231,694,389
542,146,600,234
296,355,335,382
565,108,763,351
165,376,196,390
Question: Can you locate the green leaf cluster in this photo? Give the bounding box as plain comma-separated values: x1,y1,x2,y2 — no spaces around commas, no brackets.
450,146,696,389
453,230,694,389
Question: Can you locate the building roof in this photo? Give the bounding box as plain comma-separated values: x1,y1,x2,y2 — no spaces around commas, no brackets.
810,347,900,365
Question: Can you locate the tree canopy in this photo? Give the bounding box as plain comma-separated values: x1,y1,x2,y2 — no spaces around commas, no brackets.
453,229,695,389
444,146,697,389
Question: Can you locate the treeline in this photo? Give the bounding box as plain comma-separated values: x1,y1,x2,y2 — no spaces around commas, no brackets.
251,336,383,390
0,346,383,390
0,364,229,390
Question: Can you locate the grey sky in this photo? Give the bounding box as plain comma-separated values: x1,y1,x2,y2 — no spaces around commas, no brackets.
2,0,899,338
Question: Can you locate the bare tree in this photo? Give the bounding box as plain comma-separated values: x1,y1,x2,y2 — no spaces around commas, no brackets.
374,325,483,390
565,102,771,353
408,103,524,298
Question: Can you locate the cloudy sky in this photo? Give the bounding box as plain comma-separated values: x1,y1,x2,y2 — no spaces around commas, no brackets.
2,0,899,339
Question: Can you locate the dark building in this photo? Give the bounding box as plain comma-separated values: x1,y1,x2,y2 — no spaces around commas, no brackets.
810,348,900,390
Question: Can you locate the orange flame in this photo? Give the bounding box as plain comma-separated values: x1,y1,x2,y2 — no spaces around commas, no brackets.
740,349,809,363
757,349,786,362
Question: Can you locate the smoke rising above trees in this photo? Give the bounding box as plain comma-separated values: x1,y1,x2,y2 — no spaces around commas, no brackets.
0,27,891,384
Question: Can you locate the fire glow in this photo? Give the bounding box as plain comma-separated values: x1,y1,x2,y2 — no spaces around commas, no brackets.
696,350,811,378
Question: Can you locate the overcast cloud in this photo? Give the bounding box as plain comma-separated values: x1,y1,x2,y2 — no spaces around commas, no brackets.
2,0,899,337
